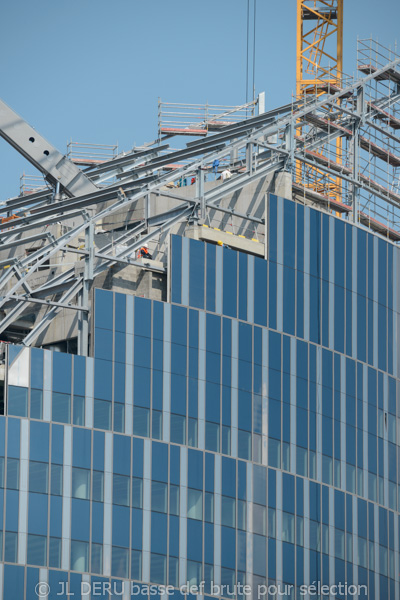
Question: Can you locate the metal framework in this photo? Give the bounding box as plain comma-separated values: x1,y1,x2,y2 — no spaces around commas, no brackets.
0,40,400,353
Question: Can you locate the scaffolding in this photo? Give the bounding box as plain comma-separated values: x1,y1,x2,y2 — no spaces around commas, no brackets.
354,39,400,234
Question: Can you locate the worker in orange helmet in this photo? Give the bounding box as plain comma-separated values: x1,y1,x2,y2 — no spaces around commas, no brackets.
139,243,152,259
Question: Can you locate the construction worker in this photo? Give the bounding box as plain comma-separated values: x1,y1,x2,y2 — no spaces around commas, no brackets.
139,243,152,259
220,169,232,182
217,240,230,249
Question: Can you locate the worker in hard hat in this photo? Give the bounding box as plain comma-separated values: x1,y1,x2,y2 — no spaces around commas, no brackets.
217,240,230,249
139,243,152,259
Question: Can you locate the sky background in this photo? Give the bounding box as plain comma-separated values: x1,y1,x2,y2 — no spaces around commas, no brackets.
1,0,400,201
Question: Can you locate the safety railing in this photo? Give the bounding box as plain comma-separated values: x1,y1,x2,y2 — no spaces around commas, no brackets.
19,173,50,196
357,38,400,73
66,141,118,166
158,98,259,139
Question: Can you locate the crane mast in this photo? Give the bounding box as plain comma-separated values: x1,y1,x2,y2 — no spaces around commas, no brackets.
297,0,343,97
296,1,344,204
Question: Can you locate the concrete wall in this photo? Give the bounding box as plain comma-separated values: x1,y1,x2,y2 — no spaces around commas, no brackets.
100,172,281,252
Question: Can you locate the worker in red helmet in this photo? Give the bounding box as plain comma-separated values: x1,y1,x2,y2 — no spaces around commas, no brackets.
139,243,152,259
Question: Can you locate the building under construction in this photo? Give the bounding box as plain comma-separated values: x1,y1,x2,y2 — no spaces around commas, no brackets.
0,6,399,598
0,37,399,351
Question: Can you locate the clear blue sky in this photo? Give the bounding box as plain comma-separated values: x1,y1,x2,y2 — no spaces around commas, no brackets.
1,0,399,201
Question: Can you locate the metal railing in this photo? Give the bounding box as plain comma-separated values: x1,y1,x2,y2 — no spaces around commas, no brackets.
357,38,400,73
158,98,259,139
19,173,50,196
66,141,118,165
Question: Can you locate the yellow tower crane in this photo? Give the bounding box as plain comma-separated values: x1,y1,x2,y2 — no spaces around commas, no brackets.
296,0,344,205
297,0,343,97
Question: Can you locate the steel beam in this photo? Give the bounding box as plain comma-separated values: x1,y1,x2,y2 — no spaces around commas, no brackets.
205,159,286,207
0,231,52,252
22,279,84,347
6,294,88,312
0,99,98,197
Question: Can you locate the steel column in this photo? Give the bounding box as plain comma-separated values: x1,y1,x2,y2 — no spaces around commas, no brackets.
351,85,364,222
196,168,205,221
78,222,94,356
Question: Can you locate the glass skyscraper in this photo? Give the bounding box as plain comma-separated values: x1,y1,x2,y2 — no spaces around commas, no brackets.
1,194,398,598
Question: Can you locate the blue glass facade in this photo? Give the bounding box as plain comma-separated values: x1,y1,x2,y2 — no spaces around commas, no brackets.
1,195,399,598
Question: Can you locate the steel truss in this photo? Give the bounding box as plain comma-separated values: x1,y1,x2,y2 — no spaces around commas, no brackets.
0,42,400,351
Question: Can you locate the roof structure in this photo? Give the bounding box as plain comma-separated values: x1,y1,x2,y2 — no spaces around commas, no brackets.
0,38,400,353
